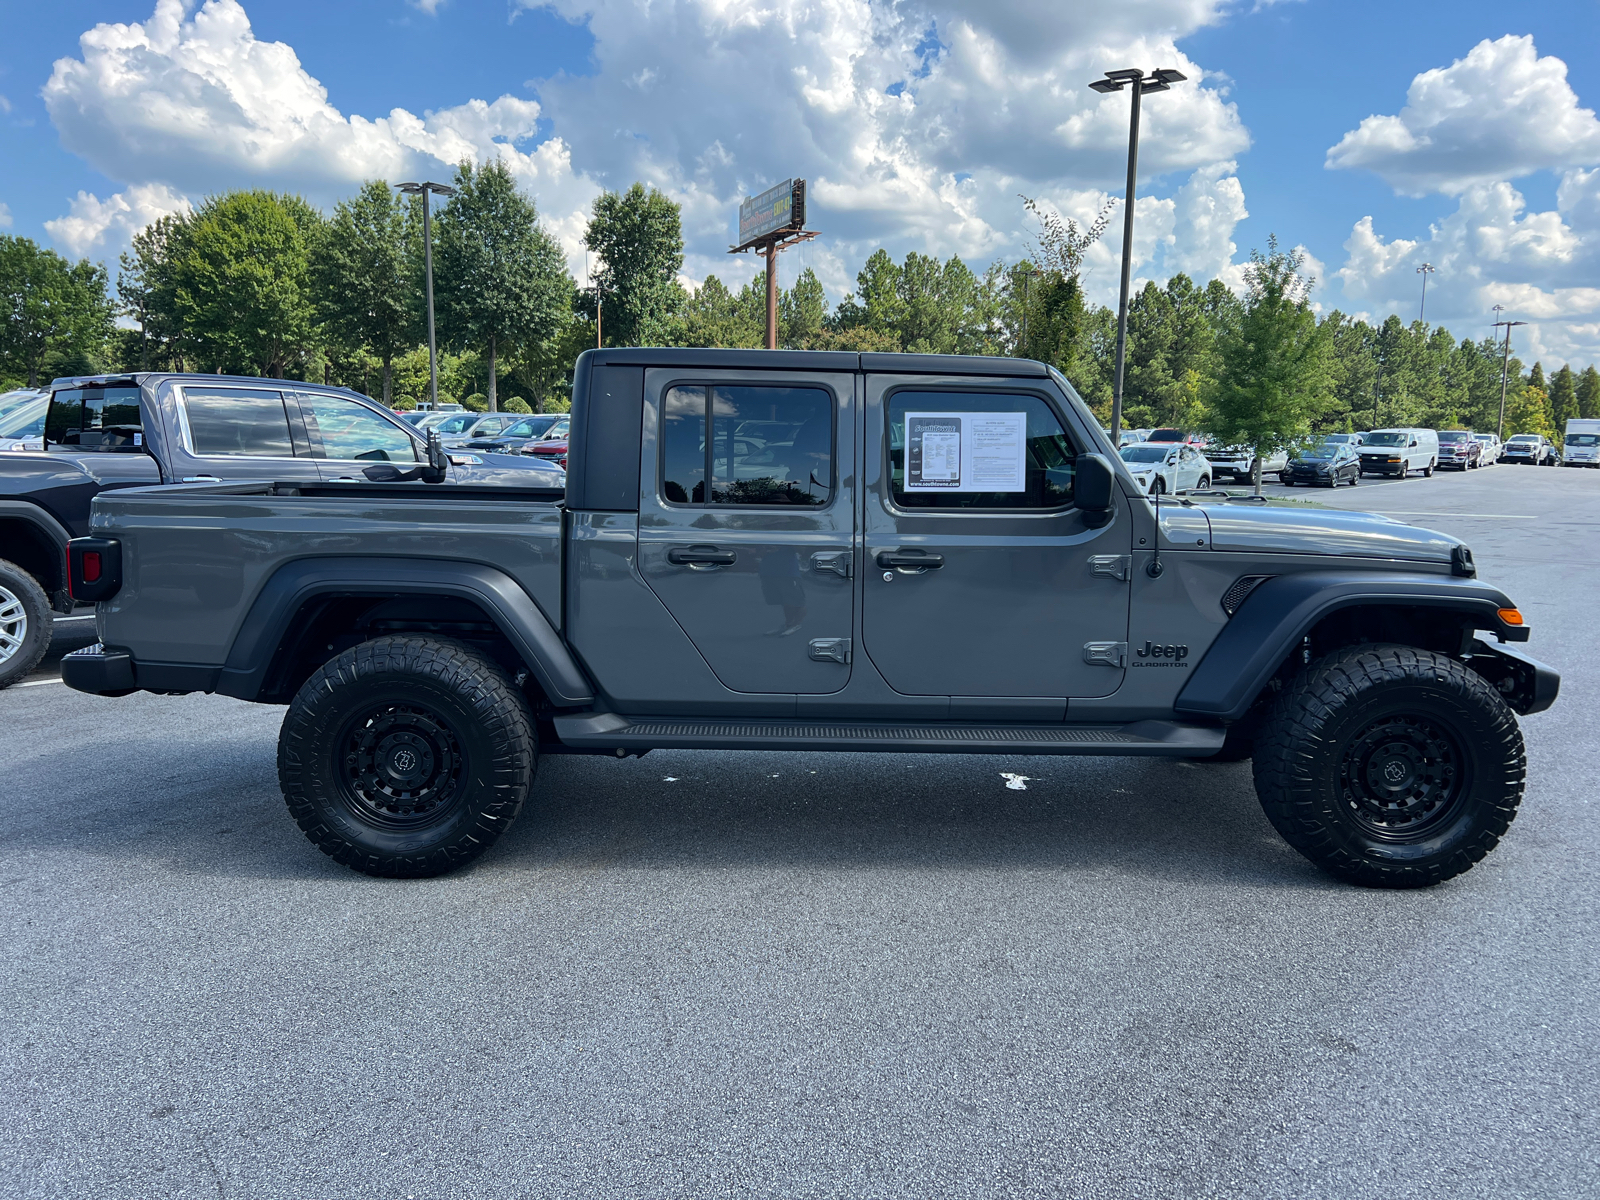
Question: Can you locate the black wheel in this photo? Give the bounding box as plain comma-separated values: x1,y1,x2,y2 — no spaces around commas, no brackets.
1149,477,1165,496
1198,475,1211,489
0,558,51,690
1283,478,1295,487
278,636,536,878
1348,472,1359,486
1253,644,1523,888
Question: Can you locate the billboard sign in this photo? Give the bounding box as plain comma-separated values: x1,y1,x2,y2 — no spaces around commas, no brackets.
738,179,806,248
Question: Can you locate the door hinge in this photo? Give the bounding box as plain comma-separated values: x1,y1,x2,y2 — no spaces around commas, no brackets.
810,551,852,578
808,638,852,664
1090,555,1132,581
1083,641,1127,668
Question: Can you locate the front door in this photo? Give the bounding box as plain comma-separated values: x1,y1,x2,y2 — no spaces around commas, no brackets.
296,392,425,481
636,370,856,694
861,375,1130,699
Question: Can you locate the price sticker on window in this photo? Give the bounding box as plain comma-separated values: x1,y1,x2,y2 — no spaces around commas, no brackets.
904,412,1027,491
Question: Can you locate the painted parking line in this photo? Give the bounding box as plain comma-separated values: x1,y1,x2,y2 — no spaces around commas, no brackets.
1359,511,1538,519
16,677,63,687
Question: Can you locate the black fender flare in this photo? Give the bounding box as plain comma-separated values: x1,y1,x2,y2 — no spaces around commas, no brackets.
1174,571,1530,722
214,556,594,706
0,499,73,604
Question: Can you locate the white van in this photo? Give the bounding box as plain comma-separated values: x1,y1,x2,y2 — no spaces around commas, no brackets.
1565,418,1600,468
1358,428,1439,478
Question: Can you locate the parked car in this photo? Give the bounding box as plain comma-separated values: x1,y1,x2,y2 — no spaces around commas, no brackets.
1119,441,1212,494
61,347,1559,891
1283,439,1361,487
1146,427,1196,444
1436,430,1482,470
1502,433,1557,465
0,395,48,451
1563,419,1600,467
0,373,565,689
1358,428,1439,477
460,413,565,453
1206,443,1289,483
1321,432,1364,447
525,429,570,471
1472,432,1503,464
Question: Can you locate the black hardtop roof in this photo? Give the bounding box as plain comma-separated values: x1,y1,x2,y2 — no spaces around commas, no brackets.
584,347,1049,377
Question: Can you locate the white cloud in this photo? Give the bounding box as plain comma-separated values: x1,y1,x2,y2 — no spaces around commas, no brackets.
0,203,12,229
1326,36,1600,197
42,0,600,265
43,184,192,258
1335,175,1600,366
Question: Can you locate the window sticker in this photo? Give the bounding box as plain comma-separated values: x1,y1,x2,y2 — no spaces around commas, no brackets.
904,411,1027,491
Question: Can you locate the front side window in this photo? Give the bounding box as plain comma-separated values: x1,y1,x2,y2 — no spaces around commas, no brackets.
890,391,1076,509
301,395,418,462
662,384,833,507
45,387,145,451
183,388,294,457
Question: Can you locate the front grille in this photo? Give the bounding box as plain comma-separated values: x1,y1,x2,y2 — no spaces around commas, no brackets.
1221,575,1273,616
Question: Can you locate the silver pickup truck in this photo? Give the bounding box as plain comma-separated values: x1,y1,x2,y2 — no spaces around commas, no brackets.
61,349,1558,888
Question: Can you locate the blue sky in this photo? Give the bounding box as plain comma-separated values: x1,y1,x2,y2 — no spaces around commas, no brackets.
4,1,1599,364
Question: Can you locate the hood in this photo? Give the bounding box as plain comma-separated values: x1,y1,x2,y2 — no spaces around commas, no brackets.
1194,500,1461,565
446,449,566,487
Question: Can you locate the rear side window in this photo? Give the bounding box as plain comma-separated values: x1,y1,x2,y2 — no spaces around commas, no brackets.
888,391,1076,509
662,384,833,507
45,387,145,451
300,395,418,462
183,388,294,457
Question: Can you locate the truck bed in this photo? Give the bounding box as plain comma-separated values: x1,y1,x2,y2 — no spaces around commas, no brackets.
90,480,566,670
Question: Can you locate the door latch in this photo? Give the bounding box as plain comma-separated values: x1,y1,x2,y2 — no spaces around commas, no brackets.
1083,641,1128,668
810,551,852,578
1089,555,1132,581
808,638,852,664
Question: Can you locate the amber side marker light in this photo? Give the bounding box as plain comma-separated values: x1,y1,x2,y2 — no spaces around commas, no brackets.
1498,607,1524,626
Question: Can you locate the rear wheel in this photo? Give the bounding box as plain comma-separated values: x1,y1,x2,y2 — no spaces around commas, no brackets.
1252,644,1523,888
1423,459,1435,477
278,636,536,878
0,558,51,691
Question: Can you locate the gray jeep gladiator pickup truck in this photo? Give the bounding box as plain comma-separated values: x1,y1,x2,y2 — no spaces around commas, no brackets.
60,349,1558,887
0,372,563,687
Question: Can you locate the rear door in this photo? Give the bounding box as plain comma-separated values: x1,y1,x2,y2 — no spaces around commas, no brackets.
861,373,1130,700
636,368,856,694
166,383,315,482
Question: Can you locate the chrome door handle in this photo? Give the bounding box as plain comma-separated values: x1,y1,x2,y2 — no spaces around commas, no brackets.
876,550,944,571
181,475,221,482
667,544,737,566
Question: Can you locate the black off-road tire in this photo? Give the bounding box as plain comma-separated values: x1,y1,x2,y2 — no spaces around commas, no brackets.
1252,644,1524,888
278,636,536,878
0,558,52,691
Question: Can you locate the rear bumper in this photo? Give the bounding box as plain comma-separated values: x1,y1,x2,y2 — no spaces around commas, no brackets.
60,643,135,696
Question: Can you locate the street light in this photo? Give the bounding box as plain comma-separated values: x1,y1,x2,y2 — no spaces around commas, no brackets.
1492,304,1528,442
397,181,457,410
1088,67,1187,447
1416,262,1435,324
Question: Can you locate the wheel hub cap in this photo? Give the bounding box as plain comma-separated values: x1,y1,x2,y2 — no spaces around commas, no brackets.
340,705,463,824
1339,715,1464,838
0,585,27,666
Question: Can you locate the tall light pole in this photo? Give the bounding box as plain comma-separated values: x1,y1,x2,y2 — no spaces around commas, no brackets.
1416,262,1435,324
397,181,457,409
1016,262,1036,355
1089,67,1187,447
1492,305,1527,442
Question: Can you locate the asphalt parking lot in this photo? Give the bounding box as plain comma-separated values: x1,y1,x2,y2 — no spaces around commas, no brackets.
4,463,1597,1199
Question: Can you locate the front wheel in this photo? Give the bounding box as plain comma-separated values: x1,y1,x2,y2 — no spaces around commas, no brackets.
1197,475,1211,489
1149,477,1165,496
278,636,536,878
0,558,52,691
1252,644,1524,888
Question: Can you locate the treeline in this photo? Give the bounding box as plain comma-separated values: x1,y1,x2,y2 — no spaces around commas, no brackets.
2,166,1597,441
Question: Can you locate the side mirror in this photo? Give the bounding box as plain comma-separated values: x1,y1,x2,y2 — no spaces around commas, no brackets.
1076,452,1115,528
421,428,449,483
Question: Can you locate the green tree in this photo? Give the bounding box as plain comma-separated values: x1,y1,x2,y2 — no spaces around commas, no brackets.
1204,238,1332,494
780,267,827,348
117,214,190,370
312,180,417,405
582,182,685,348
1549,363,1578,432
0,236,116,387
680,274,762,348
1576,365,1600,419
1505,384,1557,441
168,191,321,376
436,160,574,412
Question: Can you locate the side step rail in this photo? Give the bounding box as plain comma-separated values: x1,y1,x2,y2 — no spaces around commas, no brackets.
552,714,1225,757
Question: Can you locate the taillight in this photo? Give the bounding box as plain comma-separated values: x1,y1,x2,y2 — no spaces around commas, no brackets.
68,537,122,602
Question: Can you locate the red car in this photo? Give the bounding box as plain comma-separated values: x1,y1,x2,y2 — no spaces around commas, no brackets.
526,436,567,471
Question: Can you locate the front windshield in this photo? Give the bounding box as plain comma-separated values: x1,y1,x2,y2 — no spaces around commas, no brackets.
1300,442,1342,459
1438,431,1471,443
1365,431,1409,446
1473,434,1493,442
1146,428,1184,442
1321,433,1356,443
1509,435,1539,444
1121,446,1172,464
1568,434,1599,446
0,397,47,439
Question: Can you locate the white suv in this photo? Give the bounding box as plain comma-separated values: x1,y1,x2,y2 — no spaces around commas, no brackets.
1119,442,1213,495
